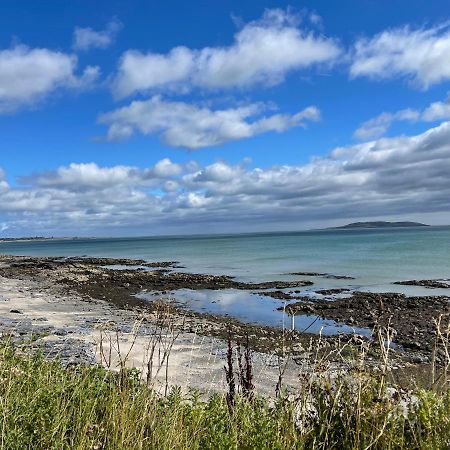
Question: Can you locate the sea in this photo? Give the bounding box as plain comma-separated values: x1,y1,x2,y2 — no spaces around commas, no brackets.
1,226,449,334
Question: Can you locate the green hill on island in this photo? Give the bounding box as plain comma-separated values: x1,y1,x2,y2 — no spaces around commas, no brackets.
331,221,429,229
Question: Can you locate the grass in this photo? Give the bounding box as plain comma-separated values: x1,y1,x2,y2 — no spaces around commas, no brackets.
1,340,450,449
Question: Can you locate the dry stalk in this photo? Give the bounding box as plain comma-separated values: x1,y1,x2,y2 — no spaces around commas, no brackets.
431,314,450,391
142,301,183,394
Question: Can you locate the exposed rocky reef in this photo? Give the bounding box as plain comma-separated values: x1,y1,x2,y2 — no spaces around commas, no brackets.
290,272,355,280
2,254,449,367
282,291,450,356
394,279,450,289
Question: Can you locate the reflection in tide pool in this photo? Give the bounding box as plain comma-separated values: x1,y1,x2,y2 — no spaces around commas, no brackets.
137,288,371,337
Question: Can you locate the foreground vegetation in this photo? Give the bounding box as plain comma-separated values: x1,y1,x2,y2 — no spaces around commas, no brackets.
1,340,450,450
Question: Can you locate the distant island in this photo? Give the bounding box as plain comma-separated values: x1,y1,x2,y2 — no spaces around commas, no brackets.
330,221,429,229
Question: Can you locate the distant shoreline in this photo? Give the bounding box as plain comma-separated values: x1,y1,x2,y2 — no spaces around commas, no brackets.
0,222,442,243
0,237,92,243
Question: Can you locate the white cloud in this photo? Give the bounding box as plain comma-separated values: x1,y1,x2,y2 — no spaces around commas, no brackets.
112,8,341,97
152,158,183,177
0,45,99,113
350,23,450,89
194,9,339,89
0,169,9,193
422,94,450,121
98,96,320,149
24,159,184,190
354,94,450,140
2,121,450,235
32,163,136,189
354,109,419,140
73,19,122,51
309,12,323,27
113,47,194,98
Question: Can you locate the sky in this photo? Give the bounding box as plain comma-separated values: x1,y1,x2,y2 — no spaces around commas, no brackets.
1,0,450,236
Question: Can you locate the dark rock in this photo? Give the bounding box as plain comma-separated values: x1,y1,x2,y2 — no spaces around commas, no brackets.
290,272,355,280
258,290,303,300
394,279,450,289
316,288,351,295
280,291,450,355
54,329,68,336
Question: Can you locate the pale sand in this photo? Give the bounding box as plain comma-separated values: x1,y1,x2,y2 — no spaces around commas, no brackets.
0,273,300,397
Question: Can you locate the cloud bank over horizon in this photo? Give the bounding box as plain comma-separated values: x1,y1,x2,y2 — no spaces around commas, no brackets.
2,120,450,236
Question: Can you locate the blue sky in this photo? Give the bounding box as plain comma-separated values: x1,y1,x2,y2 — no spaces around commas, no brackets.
1,1,450,236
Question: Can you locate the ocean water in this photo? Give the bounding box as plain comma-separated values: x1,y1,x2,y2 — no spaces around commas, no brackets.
1,226,449,332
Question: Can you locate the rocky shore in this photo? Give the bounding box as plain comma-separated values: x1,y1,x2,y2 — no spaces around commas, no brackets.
0,267,304,395
0,254,449,388
290,272,355,280
0,255,325,355
394,279,450,289
283,291,450,357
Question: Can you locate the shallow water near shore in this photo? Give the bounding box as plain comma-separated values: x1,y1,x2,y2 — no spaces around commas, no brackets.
137,288,371,336
1,226,449,329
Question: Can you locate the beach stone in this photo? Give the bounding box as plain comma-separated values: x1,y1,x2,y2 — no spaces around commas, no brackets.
54,328,68,336
33,317,49,322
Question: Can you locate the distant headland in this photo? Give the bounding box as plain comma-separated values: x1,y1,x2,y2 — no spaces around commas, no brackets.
0,236,82,243
329,221,429,230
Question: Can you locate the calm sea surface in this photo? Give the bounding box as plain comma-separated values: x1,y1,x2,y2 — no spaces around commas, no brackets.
1,226,449,332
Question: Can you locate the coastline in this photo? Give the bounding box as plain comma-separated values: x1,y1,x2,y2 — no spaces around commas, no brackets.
0,253,449,391
0,256,306,396
0,237,94,243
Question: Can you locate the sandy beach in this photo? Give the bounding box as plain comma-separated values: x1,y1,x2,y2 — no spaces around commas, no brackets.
0,262,301,397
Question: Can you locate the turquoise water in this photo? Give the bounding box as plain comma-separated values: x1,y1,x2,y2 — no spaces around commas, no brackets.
1,227,449,331
1,227,449,286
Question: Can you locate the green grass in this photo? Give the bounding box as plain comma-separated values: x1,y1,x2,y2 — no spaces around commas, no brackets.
1,343,450,449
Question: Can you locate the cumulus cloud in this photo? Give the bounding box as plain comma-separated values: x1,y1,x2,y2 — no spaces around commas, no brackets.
112,9,341,97
113,47,194,98
98,96,320,148
0,169,9,193
354,109,419,140
422,94,450,121
350,23,450,89
354,94,450,140
0,45,99,113
73,19,122,51
30,163,138,190
22,159,184,190
152,158,183,177
2,122,450,235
